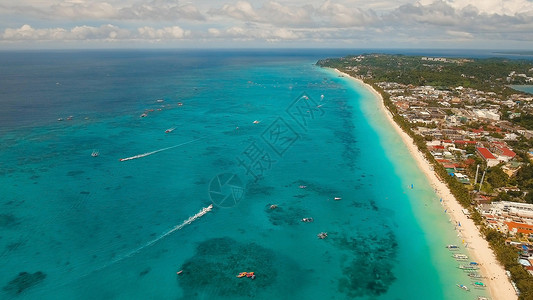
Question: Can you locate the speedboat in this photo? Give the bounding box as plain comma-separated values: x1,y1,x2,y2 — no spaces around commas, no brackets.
301,218,314,223
253,120,260,124
334,197,342,200
317,232,328,239
165,127,176,133
91,150,99,157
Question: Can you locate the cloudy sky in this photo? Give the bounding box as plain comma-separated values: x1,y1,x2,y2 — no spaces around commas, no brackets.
1,0,532,49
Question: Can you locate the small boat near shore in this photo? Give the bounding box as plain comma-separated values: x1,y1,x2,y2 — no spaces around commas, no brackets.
467,272,484,278
456,284,470,291
458,264,479,270
473,281,486,288
446,244,459,250
453,254,468,260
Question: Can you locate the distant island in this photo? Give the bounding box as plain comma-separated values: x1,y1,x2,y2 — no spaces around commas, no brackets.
318,54,533,299
494,51,533,56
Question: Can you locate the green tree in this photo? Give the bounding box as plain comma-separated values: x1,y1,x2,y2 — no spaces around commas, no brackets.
486,166,509,188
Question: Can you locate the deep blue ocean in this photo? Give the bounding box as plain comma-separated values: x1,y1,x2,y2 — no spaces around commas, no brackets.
0,49,492,299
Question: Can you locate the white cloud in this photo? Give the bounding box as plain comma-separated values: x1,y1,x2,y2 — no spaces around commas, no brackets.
212,1,260,21
446,30,473,39
0,0,532,48
1,24,190,41
444,0,533,16
118,2,205,21
137,26,189,39
51,1,117,19
260,1,314,26
318,0,378,27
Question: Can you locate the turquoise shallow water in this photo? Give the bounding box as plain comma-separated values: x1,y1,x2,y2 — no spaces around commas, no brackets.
510,85,533,95
0,50,486,299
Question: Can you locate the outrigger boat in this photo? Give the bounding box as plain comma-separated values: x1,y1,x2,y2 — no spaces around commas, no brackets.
446,244,459,250
467,272,484,278
459,264,479,270
473,281,486,288
453,254,468,260
456,284,469,291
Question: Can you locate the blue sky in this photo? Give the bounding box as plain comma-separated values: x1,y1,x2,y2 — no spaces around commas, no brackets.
1,0,532,49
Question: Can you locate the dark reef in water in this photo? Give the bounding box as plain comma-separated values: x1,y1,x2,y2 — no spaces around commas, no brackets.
333,229,398,298
292,179,338,197
245,182,275,196
0,213,20,228
67,170,84,176
265,204,307,226
3,271,46,294
178,237,302,299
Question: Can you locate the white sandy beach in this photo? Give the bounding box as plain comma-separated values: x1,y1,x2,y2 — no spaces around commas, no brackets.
336,69,517,300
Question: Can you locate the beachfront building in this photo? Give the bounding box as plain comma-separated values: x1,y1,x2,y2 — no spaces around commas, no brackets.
491,142,517,162
480,201,533,235
476,147,499,167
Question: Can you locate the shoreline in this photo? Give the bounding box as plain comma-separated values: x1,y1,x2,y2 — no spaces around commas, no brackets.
335,69,517,300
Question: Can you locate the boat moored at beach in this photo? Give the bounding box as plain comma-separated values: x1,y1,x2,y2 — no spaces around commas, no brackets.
456,284,470,291
467,272,484,278
453,254,468,260
473,281,486,288
458,264,479,270
446,244,459,250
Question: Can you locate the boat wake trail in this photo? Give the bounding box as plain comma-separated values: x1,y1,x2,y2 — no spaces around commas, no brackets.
113,204,213,262
94,204,213,273
119,137,204,162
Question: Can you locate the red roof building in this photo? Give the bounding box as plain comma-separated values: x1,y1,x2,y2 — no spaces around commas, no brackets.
505,222,533,235
494,146,516,159
454,140,478,145
476,147,499,167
